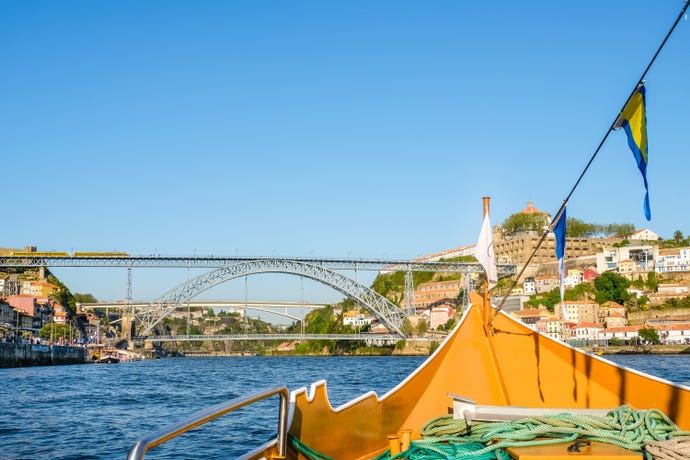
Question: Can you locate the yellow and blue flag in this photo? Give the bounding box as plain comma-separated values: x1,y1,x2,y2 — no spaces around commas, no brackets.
616,83,651,220
552,206,568,321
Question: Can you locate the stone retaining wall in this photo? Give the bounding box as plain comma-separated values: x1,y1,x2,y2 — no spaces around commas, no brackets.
0,343,85,368
628,307,690,324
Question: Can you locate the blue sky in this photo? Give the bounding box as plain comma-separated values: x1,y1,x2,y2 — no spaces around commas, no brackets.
2,1,689,305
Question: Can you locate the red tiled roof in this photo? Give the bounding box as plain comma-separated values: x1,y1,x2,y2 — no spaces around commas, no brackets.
520,200,546,215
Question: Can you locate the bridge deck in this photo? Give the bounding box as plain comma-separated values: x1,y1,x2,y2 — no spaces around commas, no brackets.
139,333,406,342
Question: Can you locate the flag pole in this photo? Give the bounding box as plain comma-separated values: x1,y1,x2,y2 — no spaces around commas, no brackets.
481,196,491,326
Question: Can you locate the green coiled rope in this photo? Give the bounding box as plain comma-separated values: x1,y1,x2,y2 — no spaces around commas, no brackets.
417,405,690,454
370,441,512,460
288,406,690,460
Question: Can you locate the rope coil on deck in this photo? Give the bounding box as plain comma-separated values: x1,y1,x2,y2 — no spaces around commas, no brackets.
644,438,690,460
287,406,690,459
365,406,690,460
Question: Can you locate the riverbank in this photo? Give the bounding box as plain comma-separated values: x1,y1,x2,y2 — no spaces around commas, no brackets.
0,342,85,368
583,344,690,355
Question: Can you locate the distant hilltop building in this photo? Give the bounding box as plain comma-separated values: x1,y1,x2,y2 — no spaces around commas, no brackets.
379,245,474,274
519,200,550,219
493,201,605,267
629,229,659,241
412,245,475,262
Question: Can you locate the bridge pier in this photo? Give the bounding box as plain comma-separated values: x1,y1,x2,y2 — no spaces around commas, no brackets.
121,314,136,341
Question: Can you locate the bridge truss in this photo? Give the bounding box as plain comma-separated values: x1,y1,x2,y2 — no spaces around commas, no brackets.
137,259,413,338
0,254,515,274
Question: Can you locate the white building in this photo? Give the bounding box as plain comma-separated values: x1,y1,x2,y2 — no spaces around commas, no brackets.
523,277,536,295
570,322,604,344
596,244,657,274
657,323,690,345
564,269,584,289
537,318,568,341
343,311,375,328
655,248,690,273
601,326,640,343
629,229,659,241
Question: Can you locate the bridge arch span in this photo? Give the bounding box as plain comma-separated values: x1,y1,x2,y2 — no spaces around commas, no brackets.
135,259,407,337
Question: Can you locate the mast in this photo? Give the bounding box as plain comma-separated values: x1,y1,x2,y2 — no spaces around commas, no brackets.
481,196,491,326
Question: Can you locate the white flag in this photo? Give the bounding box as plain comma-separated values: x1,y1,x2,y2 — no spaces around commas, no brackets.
474,212,498,290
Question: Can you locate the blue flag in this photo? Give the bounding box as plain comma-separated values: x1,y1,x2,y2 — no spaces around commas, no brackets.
617,83,651,220
553,207,568,321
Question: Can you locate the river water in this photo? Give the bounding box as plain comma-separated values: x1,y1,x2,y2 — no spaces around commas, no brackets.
1,354,690,460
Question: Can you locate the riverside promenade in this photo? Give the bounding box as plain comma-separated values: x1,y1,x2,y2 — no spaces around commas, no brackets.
0,342,85,368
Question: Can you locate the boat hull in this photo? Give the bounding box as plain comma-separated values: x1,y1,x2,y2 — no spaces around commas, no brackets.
254,295,690,459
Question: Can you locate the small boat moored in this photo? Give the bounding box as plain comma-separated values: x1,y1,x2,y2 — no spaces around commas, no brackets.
95,354,120,364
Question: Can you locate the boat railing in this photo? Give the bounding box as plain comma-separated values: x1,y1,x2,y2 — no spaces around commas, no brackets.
126,385,289,460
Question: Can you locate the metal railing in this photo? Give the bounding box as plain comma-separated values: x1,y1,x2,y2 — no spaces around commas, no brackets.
127,385,289,460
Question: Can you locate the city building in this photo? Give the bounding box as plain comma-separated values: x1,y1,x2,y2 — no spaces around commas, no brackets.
596,244,657,275
598,301,627,328
555,300,599,324
5,295,54,332
511,308,550,327
53,304,68,324
491,295,527,313
570,322,604,344
648,283,690,305
343,310,375,328
601,325,641,344
379,245,475,274
523,277,536,295
656,323,690,345
0,301,16,331
535,275,559,294
412,279,462,310
537,318,570,341
1,275,21,296
429,306,454,330
629,229,659,241
655,248,690,273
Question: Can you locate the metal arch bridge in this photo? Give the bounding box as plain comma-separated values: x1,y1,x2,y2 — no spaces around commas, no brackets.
137,259,412,338
0,253,516,339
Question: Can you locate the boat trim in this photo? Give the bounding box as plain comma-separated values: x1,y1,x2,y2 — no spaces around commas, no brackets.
286,305,477,415
126,385,290,460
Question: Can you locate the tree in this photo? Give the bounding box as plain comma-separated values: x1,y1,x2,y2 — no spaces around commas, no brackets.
401,317,413,336
566,218,598,238
502,213,549,236
73,293,97,304
39,323,74,342
606,223,635,238
638,295,649,309
594,272,630,305
638,327,659,344
46,273,77,314
632,276,645,289
673,230,685,244
646,272,658,291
